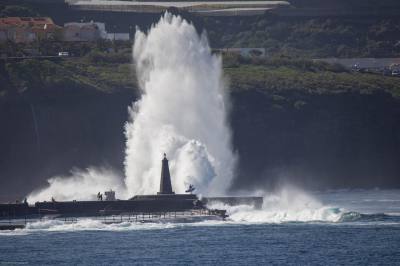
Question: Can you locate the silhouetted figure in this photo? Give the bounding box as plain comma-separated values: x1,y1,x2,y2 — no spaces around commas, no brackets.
185,184,195,194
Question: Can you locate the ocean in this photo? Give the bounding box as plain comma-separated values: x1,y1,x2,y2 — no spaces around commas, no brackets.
1,189,400,265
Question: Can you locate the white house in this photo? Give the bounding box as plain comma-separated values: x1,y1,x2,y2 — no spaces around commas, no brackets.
106,32,130,41
63,21,107,42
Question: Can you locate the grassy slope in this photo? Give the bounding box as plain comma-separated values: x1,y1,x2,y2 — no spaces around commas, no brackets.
226,64,400,97
62,59,135,93
1,57,136,97
1,56,400,99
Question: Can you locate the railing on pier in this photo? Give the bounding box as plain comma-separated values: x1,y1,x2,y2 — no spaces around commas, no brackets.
0,208,225,229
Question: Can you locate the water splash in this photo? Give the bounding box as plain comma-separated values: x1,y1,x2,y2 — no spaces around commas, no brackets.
209,186,345,223
124,13,236,196
26,13,235,201
28,168,126,202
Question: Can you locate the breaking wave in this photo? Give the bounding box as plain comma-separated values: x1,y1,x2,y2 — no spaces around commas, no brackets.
2,211,399,236
3,188,397,235
206,187,400,224
338,212,397,223
209,186,346,223
224,207,399,224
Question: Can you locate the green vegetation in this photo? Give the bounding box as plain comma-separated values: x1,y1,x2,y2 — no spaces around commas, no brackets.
0,41,135,96
5,59,87,94
204,17,400,58
1,53,400,100
1,1,400,99
1,55,135,97
0,39,132,58
2,2,400,59
224,56,400,97
62,57,135,92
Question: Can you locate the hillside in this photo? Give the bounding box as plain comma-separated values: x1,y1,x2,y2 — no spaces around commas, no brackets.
1,1,400,58
2,53,400,99
1,1,400,200
1,55,400,199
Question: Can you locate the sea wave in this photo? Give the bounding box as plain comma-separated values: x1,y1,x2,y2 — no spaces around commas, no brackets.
24,218,179,232
207,187,400,225
223,206,400,225
1,211,400,235
2,188,400,234
338,212,400,223
212,203,344,224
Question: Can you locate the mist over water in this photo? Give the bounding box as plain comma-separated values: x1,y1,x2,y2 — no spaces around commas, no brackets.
124,13,236,196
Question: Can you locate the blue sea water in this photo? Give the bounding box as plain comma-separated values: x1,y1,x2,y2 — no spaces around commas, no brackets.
1,189,400,265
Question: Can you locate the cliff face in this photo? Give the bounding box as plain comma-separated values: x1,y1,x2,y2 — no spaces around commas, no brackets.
1,87,399,201
0,91,137,201
231,89,400,191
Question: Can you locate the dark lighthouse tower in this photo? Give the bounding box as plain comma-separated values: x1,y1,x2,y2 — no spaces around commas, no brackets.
158,153,175,195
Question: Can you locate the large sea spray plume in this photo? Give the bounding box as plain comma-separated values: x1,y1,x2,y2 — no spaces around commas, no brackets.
28,13,236,202
124,13,236,196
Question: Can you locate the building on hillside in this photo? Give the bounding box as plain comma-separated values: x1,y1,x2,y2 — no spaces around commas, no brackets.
63,21,107,42
215,48,266,58
106,32,130,41
0,17,61,43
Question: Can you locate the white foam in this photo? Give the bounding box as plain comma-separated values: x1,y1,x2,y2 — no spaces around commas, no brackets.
24,218,178,232
209,186,345,224
28,168,127,202
124,12,236,196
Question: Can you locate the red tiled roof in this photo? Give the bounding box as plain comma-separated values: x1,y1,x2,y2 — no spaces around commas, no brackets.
0,17,61,29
